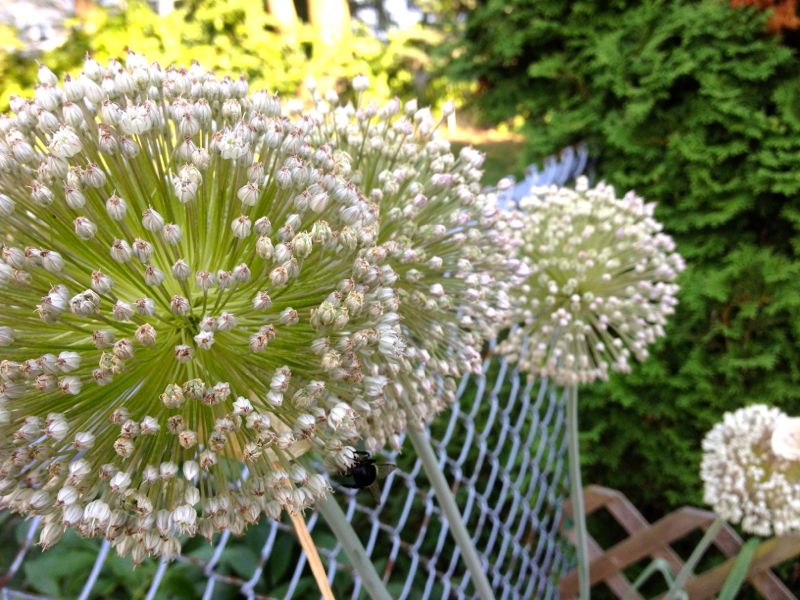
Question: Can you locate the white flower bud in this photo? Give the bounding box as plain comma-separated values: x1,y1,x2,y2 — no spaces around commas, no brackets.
0,327,14,346
57,485,79,505
195,271,214,291
56,351,81,372
142,207,164,231
140,416,159,434
49,126,82,158
174,344,194,363
132,239,154,262
135,323,157,345
73,216,97,240
256,236,273,259
70,290,100,315
231,215,251,238
91,271,113,293
194,330,214,350
134,297,156,316
59,376,81,395
84,500,111,524
170,295,190,315
0,193,15,216
110,239,132,263
232,397,253,415
162,223,182,245
771,417,800,461
40,250,64,273
110,471,131,492
237,182,259,206
112,300,134,321
172,259,191,280
143,265,164,286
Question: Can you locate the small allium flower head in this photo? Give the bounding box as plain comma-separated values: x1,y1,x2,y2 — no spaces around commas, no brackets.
499,178,685,385
0,54,404,560
309,79,520,450
701,405,800,536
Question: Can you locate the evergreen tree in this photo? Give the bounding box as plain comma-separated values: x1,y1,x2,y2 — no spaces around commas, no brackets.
449,0,800,516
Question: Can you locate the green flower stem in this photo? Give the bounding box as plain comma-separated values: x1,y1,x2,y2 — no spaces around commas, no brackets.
622,558,677,600
567,383,590,599
316,494,392,600
663,517,724,600
406,426,496,600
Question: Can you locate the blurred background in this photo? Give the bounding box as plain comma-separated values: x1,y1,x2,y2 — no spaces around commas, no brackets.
2,0,800,597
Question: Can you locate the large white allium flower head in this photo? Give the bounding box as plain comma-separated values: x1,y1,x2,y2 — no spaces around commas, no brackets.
305,82,522,449
701,404,800,536
0,53,406,560
498,177,685,385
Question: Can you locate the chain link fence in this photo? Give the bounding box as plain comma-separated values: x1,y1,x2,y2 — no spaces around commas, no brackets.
0,147,587,600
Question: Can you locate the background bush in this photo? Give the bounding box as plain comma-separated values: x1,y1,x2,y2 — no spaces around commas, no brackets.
0,0,456,110
448,0,800,518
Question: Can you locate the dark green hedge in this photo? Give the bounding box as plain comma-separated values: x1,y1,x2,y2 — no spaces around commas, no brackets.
448,0,800,516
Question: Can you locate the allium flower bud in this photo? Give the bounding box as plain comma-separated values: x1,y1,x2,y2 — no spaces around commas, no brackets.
499,178,684,385
0,55,407,559
352,75,370,92
771,417,800,460
142,207,164,232
73,217,97,240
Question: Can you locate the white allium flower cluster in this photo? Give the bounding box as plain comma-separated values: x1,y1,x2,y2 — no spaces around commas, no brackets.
0,55,415,560
305,83,522,449
701,404,800,536
498,177,685,385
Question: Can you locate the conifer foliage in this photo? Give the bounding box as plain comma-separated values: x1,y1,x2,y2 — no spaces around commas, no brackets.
449,0,800,512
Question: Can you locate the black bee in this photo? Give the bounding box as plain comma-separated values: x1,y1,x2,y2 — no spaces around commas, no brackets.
338,450,396,502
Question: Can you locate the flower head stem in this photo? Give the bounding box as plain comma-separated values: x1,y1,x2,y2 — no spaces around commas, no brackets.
566,382,590,599
316,494,392,600
406,424,495,600
663,517,724,600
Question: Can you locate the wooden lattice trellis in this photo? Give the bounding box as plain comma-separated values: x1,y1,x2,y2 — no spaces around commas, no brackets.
560,485,800,599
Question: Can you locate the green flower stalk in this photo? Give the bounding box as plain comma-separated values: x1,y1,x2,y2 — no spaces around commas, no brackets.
307,82,521,449
0,54,408,562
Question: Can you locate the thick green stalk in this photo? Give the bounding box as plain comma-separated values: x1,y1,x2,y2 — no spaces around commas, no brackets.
567,383,591,599
664,517,724,600
316,495,392,600
407,427,496,600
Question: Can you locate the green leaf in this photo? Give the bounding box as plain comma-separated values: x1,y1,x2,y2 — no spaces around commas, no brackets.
266,534,295,584
219,545,259,580
23,549,97,597
717,537,760,600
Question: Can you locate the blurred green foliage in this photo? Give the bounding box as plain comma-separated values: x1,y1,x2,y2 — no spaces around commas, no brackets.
0,0,454,110
448,0,800,534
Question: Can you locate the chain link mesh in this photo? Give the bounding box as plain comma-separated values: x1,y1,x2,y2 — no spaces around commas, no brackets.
0,147,587,600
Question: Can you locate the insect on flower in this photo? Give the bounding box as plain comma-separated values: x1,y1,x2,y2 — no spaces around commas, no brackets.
337,450,396,502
